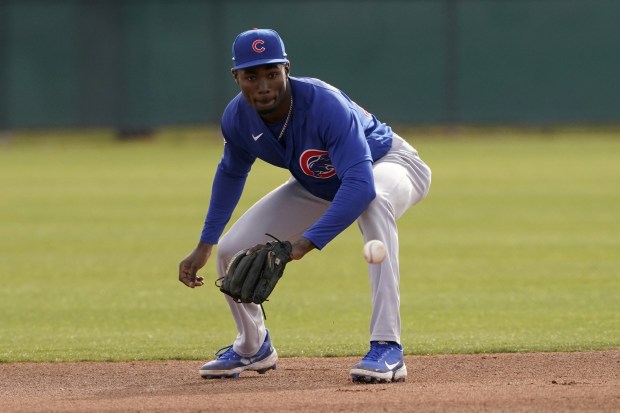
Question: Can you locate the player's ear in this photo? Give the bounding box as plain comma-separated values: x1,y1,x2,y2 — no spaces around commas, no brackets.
283,63,290,76
231,69,239,84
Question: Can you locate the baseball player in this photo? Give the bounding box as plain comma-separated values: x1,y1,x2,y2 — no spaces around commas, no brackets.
178,28,431,383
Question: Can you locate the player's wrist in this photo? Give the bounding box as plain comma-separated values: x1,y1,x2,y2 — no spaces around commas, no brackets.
291,237,316,260
195,242,214,253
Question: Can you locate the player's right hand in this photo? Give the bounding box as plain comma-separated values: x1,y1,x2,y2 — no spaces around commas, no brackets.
178,243,212,288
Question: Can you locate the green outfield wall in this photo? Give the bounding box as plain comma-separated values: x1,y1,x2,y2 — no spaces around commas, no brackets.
1,0,619,130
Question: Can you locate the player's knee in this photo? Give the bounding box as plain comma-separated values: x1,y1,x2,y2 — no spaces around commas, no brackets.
215,233,240,268
361,193,396,223
373,191,395,212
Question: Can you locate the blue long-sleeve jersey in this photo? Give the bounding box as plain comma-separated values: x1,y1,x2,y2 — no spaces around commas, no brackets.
200,76,393,249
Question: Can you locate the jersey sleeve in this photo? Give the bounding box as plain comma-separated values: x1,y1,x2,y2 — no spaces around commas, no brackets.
199,135,256,244
302,159,375,249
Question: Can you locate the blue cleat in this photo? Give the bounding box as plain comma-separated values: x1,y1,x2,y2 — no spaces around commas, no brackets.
350,341,407,383
199,329,277,379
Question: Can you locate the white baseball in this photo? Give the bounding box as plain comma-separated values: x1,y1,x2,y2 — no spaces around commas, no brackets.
363,240,386,264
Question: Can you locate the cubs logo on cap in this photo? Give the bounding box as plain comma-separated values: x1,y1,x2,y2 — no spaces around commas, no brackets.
232,28,289,70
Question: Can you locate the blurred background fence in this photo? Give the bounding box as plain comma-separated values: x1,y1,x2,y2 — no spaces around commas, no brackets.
1,0,619,131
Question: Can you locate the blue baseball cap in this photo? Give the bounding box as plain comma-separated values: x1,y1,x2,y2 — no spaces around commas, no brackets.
232,28,289,70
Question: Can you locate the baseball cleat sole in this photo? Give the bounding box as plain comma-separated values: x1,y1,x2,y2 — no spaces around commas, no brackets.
350,365,407,384
256,364,276,374
202,373,240,379
200,365,276,380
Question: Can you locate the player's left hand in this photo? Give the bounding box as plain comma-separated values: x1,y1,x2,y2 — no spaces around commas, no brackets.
246,236,315,260
290,237,316,260
219,235,293,304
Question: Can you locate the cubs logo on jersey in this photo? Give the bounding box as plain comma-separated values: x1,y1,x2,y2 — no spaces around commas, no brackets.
300,149,337,179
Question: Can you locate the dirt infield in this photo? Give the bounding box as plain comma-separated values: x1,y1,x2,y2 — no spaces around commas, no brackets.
1,350,618,412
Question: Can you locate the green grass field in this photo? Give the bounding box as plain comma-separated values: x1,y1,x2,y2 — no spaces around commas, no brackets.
0,128,618,362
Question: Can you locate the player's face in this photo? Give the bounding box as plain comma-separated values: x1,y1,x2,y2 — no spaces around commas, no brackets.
233,64,290,119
